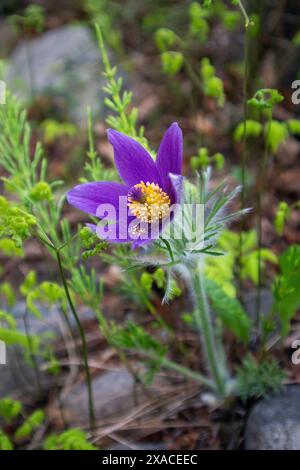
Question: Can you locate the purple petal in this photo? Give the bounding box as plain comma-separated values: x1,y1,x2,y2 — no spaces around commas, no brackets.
156,123,183,196
67,182,128,216
170,173,184,205
107,129,161,187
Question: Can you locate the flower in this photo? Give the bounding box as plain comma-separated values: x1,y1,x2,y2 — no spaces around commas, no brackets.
67,122,183,248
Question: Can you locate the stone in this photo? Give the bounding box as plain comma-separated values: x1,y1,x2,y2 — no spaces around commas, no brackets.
245,385,300,450
6,25,121,124
0,301,94,399
61,369,140,426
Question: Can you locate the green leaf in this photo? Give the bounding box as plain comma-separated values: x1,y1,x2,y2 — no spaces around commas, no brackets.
265,120,288,153
44,429,96,450
273,245,300,336
0,430,13,450
206,279,251,343
154,28,177,52
287,119,300,135
0,398,22,423
15,409,45,440
161,51,184,75
236,355,284,400
234,120,263,141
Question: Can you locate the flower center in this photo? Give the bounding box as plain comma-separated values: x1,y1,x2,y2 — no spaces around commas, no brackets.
127,181,171,223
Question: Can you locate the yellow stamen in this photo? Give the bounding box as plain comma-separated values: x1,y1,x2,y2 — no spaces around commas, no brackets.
128,181,171,223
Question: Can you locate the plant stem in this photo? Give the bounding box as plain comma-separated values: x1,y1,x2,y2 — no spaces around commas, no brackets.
256,109,272,331
141,350,213,388
161,356,213,388
55,249,95,431
237,0,252,27
23,309,42,393
190,263,227,397
238,11,252,297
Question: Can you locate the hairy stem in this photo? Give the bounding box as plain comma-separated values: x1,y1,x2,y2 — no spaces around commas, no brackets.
190,263,227,397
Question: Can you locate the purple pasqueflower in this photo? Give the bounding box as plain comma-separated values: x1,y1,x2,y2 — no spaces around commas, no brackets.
67,122,183,248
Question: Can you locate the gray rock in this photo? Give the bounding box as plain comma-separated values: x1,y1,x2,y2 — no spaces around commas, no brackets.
62,369,141,426
245,385,300,450
0,300,94,399
6,25,117,124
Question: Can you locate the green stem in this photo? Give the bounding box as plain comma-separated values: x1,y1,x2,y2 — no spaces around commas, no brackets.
190,263,227,397
256,109,272,332
140,350,213,388
238,15,252,296
23,309,42,393
237,0,252,27
55,249,95,431
161,356,213,388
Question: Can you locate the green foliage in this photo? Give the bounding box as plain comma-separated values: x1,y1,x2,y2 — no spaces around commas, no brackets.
95,25,148,148
248,88,284,110
0,303,40,354
272,245,300,336
29,182,52,202
0,326,40,353
206,279,251,343
235,118,294,153
41,120,77,144
0,89,49,198
234,120,263,141
265,120,289,153
274,202,291,236
287,119,300,135
205,230,277,294
80,107,116,183
140,268,165,293
44,429,96,450
0,238,23,257
0,398,22,424
190,147,225,171
20,271,37,296
110,320,167,384
155,28,177,52
101,245,157,313
161,51,184,76
222,10,241,30
0,282,16,308
236,355,285,400
189,2,209,42
200,58,225,106
9,4,45,34
15,410,45,440
0,310,16,329
26,281,66,319
0,430,14,450
0,197,36,249
293,31,300,47
84,0,121,51
71,266,104,311
112,321,166,356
